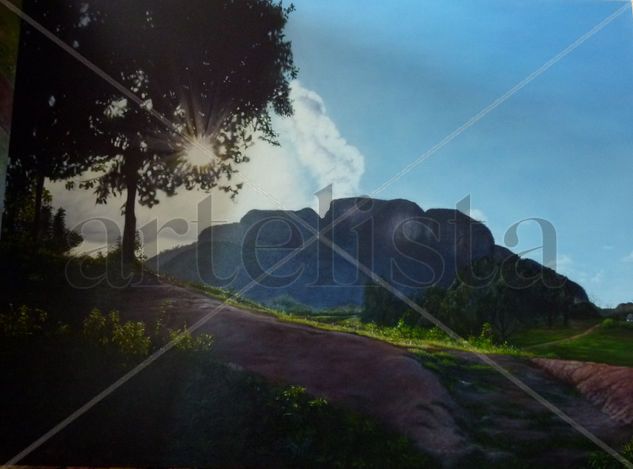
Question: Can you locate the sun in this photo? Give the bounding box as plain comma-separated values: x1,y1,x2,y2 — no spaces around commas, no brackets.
182,135,216,167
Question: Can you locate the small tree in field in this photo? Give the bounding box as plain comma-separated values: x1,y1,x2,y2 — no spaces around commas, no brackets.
57,0,298,263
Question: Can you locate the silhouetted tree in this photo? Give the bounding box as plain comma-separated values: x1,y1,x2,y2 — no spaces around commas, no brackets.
62,0,298,263
8,0,297,264
7,0,96,243
362,282,411,326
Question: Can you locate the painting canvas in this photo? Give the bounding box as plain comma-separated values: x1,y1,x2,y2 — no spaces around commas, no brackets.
1,1,632,467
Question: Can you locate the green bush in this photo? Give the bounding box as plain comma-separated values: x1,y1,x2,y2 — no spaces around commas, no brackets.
168,326,214,352
82,308,110,345
0,305,48,337
601,318,616,329
112,321,151,357
82,308,150,357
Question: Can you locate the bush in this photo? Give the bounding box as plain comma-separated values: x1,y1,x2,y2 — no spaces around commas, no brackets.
82,308,110,345
112,321,151,357
82,308,150,357
168,326,214,352
601,318,616,329
0,305,48,337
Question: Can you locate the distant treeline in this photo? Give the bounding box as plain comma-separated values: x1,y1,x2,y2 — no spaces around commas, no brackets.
362,253,598,340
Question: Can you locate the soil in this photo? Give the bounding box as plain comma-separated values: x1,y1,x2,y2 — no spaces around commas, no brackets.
534,358,633,425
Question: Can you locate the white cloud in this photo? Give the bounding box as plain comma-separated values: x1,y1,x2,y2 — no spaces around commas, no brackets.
49,81,365,254
621,251,633,263
590,270,604,284
277,82,365,197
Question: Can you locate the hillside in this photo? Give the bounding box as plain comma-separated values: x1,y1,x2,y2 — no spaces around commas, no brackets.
148,197,589,314
4,279,629,467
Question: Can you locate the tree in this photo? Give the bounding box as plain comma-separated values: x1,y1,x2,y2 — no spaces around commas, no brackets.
362,282,412,326
60,0,298,263
7,0,97,243
50,207,83,252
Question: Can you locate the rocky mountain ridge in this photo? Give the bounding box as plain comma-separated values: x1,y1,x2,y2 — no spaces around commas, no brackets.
148,197,588,309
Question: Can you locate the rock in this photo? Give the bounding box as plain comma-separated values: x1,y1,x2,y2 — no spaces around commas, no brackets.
148,197,588,310
150,198,496,307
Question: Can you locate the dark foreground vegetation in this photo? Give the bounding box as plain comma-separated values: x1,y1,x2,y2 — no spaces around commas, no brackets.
0,245,433,467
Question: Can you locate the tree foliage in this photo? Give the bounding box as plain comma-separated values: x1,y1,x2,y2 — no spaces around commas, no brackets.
8,0,298,262
1,181,82,253
362,254,595,340
6,1,93,240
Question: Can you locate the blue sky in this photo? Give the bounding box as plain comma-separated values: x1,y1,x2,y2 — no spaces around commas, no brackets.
54,0,633,306
284,0,633,306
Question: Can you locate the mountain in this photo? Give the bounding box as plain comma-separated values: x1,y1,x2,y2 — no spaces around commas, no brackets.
147,197,588,309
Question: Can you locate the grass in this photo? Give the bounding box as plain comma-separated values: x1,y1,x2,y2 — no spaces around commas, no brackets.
185,279,633,368
534,322,633,367
408,349,607,468
184,279,526,356
509,319,600,348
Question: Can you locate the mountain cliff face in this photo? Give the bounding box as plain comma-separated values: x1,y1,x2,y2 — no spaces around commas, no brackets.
148,197,587,308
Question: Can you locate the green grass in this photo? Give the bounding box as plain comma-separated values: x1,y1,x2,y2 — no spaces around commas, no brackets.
162,276,633,368
183,279,633,369
184,280,526,356
509,319,600,348
534,323,633,367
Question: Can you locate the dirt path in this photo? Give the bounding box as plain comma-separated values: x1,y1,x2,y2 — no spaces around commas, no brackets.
110,281,466,457
526,323,601,349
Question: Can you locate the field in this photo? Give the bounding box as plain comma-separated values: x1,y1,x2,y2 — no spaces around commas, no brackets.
223,286,632,368
531,323,633,367
509,319,600,348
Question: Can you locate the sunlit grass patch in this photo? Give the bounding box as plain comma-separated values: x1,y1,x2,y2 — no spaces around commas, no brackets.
533,321,633,367
509,319,600,348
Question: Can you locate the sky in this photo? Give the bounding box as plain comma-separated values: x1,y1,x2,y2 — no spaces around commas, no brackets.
52,0,633,306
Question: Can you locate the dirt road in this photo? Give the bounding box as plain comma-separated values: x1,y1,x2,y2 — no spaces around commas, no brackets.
109,281,466,456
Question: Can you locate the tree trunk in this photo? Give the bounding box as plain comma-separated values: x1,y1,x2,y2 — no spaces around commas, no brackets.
121,172,138,265
31,173,45,242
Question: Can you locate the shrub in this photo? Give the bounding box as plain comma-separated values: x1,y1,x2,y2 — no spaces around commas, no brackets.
0,305,48,337
479,322,494,343
82,308,110,345
168,326,215,352
83,308,150,357
112,321,151,357
425,326,451,342
601,318,616,329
